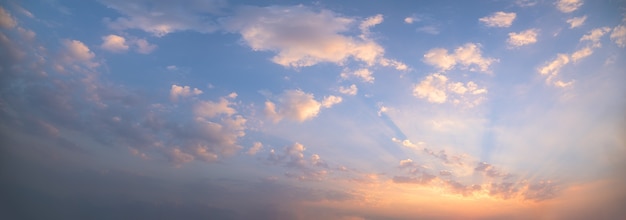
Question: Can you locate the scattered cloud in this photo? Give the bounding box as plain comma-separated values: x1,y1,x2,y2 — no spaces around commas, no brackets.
423,43,497,73
580,27,611,44
134,38,157,54
170,84,203,101
0,6,17,29
413,73,448,103
515,0,538,7
341,68,375,83
555,0,583,13
507,28,539,48
538,53,570,85
101,34,129,53
571,47,592,63
338,84,358,96
101,0,223,36
359,14,383,39
265,89,330,122
194,96,237,118
321,95,343,108
479,12,516,28
567,16,587,29
247,142,263,155
610,25,626,48
416,25,440,35
413,73,488,105
60,39,99,68
404,16,417,24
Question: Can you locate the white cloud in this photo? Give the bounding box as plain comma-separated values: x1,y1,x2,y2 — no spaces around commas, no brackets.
223,5,394,68
169,148,194,167
61,39,99,68
580,27,611,44
515,0,538,7
507,29,539,48
610,25,626,48
399,159,415,168
101,34,129,53
538,54,570,85
339,84,358,96
567,16,587,29
404,17,415,24
321,95,342,108
359,14,383,39
423,43,497,73
413,73,448,103
247,142,262,155
0,6,16,29
134,38,157,54
265,90,328,122
170,84,203,101
571,47,593,62
194,97,237,118
416,25,440,35
479,12,516,28
102,0,223,36
379,58,409,71
556,0,583,13
341,68,375,83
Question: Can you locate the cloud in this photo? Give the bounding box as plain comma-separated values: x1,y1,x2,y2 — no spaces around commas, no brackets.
580,27,611,44
507,29,539,48
556,0,583,13
515,0,538,7
169,148,195,166
567,16,587,29
571,47,593,62
223,5,402,69
170,84,203,101
610,25,626,48
423,43,496,73
101,0,223,36
265,89,332,122
101,34,129,52
338,84,358,96
479,12,516,28
0,6,17,29
341,68,374,83
134,38,157,54
321,95,343,108
194,96,236,118
538,53,569,85
413,74,487,105
404,16,416,24
247,142,263,155
413,73,448,103
60,39,99,68
392,174,437,185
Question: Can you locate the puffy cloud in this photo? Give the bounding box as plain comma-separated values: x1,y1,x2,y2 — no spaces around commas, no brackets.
60,39,99,68
341,68,374,83
134,38,157,54
580,27,611,44
169,148,195,167
413,73,448,103
404,17,416,24
321,95,342,108
537,53,569,85
567,16,587,29
423,43,496,73
479,12,516,28
194,97,236,118
359,14,383,39
169,84,203,101
399,159,415,168
571,47,593,63
247,142,263,155
223,5,393,68
0,6,17,29
101,34,129,53
556,0,583,13
265,90,327,122
101,0,223,36
338,84,358,96
379,58,409,71
507,28,539,48
610,25,626,48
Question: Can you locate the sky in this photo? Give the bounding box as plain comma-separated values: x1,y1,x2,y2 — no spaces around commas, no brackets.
0,0,625,219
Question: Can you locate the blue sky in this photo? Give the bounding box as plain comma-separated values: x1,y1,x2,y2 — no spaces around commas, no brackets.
1,0,625,219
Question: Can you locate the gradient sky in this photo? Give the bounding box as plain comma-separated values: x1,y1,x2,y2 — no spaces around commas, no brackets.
1,0,625,219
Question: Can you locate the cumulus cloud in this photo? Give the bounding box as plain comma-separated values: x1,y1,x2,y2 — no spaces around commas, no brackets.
0,6,17,29
571,47,593,63
567,16,587,29
338,84,358,96
170,84,203,101
169,148,195,166
610,25,626,48
101,34,129,52
479,12,516,28
538,53,569,85
194,96,236,118
556,0,583,13
507,29,539,48
413,73,488,105
134,38,157,54
265,89,337,122
247,142,262,155
223,5,406,69
404,16,416,24
580,27,611,44
413,73,448,103
341,68,375,83
423,43,496,73
321,95,343,108
60,39,99,68
102,0,223,36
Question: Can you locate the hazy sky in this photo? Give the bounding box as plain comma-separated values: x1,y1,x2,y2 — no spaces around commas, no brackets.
1,0,625,219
